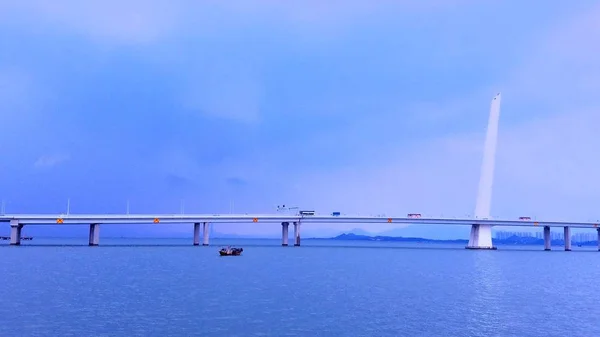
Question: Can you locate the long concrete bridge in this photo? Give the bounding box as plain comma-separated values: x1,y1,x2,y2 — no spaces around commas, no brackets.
1,93,593,250
1,213,600,250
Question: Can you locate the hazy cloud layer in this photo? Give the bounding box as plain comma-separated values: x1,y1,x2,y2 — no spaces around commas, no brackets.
1,1,599,237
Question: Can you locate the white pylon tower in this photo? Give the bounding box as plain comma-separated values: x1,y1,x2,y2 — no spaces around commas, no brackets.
467,93,501,250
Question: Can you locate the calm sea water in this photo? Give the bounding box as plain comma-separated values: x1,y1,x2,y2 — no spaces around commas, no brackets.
1,238,599,336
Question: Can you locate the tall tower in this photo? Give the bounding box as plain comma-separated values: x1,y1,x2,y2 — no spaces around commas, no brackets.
466,93,501,250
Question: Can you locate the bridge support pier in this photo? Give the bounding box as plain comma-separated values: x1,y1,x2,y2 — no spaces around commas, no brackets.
10,220,22,246
202,222,209,246
466,224,496,250
293,222,301,246
88,224,100,246
597,228,600,251
544,226,551,251
564,226,571,251
281,222,289,246
193,222,200,246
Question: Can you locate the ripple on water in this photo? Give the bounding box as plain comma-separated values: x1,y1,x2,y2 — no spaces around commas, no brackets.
1,240,600,336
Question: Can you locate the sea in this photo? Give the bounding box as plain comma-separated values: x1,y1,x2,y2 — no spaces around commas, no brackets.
1,238,599,337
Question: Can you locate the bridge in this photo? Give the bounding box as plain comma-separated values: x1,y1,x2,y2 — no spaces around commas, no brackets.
2,93,596,251
1,213,599,250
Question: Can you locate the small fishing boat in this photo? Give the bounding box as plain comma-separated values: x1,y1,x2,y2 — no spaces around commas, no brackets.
219,246,243,256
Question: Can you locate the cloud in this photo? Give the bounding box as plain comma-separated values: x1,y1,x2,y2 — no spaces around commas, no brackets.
180,62,263,123
2,1,599,239
0,0,475,45
33,153,70,168
491,2,600,210
504,3,600,110
200,0,475,28
0,67,33,109
202,2,600,238
281,2,600,229
0,67,42,127
226,177,248,187
0,0,178,44
165,174,196,189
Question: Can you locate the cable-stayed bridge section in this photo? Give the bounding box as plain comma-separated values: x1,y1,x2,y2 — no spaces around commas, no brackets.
0,213,598,251
0,94,590,251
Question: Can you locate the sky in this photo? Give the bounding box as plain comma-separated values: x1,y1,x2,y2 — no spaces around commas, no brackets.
1,1,600,239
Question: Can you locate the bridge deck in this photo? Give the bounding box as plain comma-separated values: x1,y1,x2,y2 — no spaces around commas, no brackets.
0,214,599,228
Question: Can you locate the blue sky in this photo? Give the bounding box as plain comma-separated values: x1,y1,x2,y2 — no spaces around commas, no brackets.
1,1,600,238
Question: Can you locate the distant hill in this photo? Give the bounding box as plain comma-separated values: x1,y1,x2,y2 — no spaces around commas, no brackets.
330,233,599,246
331,233,467,244
346,228,373,236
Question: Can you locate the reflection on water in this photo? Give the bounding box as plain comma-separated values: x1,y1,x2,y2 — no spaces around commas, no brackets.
464,251,505,337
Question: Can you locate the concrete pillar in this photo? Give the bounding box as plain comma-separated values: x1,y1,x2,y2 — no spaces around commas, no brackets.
10,220,22,246
193,223,200,246
564,226,571,251
597,228,600,251
88,224,100,246
466,224,495,250
543,226,551,251
293,222,301,246
281,222,289,246
202,222,209,246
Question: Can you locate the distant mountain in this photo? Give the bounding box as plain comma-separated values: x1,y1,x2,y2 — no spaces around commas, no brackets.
332,233,467,243
330,233,598,246
346,228,374,236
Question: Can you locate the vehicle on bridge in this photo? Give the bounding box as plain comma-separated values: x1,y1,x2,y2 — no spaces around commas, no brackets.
408,213,422,218
519,216,531,221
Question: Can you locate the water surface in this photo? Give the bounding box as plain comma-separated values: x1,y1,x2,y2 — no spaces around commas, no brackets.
1,238,598,336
